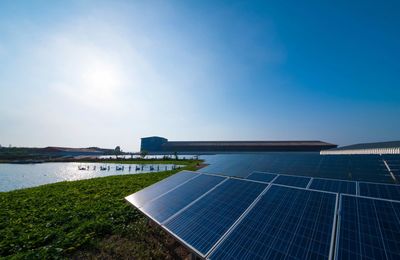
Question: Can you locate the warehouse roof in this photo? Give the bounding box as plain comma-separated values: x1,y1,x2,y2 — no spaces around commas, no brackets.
330,141,400,151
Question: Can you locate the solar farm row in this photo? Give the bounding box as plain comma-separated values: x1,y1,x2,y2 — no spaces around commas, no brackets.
200,153,397,183
245,171,400,202
125,170,400,259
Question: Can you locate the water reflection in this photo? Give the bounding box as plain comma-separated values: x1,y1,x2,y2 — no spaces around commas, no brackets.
0,162,182,192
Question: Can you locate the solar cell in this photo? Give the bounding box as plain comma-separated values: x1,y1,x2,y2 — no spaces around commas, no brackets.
246,171,277,183
336,195,400,260
125,170,198,207
140,174,226,223
164,179,267,256
359,182,400,201
209,185,337,260
309,178,357,195
273,175,311,188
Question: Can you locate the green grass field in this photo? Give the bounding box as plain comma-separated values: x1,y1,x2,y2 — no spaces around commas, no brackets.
0,161,201,259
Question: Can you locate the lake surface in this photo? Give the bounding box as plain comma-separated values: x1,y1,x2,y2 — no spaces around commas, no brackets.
0,162,182,192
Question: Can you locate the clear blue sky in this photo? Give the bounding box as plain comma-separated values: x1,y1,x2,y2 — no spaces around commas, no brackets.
0,0,399,151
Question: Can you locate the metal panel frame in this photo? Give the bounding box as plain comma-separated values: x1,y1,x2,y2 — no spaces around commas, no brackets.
306,178,314,189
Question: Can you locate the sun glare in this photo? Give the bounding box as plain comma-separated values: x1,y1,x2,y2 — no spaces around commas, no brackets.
81,57,122,100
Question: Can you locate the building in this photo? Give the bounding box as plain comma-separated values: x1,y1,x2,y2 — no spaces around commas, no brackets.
140,136,168,153
140,136,337,153
320,141,400,155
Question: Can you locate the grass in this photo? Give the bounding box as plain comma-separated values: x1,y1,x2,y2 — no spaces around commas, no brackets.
0,161,201,259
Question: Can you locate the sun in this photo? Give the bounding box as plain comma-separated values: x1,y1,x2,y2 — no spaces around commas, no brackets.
81,56,123,100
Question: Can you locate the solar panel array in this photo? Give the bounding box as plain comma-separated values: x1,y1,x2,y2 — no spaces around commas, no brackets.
165,179,267,256
200,153,391,183
209,186,337,260
126,166,400,259
336,195,400,260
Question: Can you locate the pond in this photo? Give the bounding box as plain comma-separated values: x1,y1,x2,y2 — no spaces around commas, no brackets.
0,162,183,192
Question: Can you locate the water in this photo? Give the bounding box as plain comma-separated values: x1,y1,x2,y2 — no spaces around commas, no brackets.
98,154,199,160
0,162,182,192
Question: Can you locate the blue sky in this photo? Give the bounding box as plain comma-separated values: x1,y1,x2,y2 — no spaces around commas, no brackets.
0,0,399,151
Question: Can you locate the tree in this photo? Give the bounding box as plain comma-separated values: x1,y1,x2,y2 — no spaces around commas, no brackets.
114,146,122,155
140,150,148,159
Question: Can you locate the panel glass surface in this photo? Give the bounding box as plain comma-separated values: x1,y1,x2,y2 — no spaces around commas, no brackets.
141,174,225,223
309,178,356,195
210,185,337,260
164,179,267,256
336,195,400,260
125,170,198,207
199,153,391,183
272,175,311,188
359,182,400,201
246,171,277,183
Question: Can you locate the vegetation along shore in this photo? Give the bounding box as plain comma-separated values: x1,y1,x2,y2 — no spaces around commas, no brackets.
0,160,202,259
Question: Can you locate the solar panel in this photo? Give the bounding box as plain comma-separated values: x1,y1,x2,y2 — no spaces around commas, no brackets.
383,155,400,177
200,153,393,182
272,175,311,188
246,171,277,183
140,174,226,223
125,170,198,207
164,179,267,256
209,185,337,260
336,195,400,260
359,182,400,201
309,178,356,195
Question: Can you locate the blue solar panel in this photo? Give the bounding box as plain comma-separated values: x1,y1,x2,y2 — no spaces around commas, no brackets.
200,153,392,183
140,174,226,223
164,179,267,256
273,175,311,188
309,178,356,195
209,185,337,260
125,170,198,207
359,182,400,201
383,155,400,178
336,195,400,259
246,171,277,183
